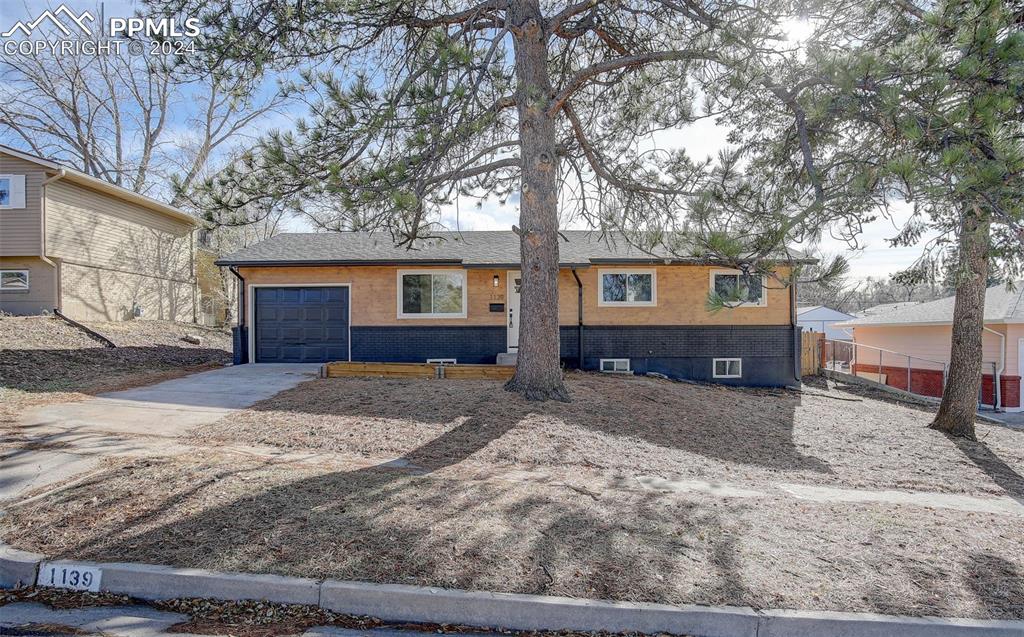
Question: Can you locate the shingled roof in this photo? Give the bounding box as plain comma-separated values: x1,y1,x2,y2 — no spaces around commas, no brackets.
216,230,814,267
839,282,1024,327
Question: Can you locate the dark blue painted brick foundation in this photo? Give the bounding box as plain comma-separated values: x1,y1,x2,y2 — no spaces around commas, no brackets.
351,326,507,364
560,325,799,387
296,324,802,386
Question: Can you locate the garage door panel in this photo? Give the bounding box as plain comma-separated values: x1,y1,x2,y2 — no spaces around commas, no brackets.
302,288,323,302
258,329,282,344
254,286,349,363
280,345,303,360
257,345,281,361
303,327,325,341
303,345,327,360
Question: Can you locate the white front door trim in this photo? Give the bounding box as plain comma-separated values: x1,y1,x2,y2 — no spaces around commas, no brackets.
507,270,521,352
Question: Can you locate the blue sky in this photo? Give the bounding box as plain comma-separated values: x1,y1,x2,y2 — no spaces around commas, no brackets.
0,0,934,282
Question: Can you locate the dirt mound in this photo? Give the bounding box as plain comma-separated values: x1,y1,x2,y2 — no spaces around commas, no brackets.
0,316,232,408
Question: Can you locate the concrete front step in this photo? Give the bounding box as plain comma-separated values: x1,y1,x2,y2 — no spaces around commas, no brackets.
495,352,518,366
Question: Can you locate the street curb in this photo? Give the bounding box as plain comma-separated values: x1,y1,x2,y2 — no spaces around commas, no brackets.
2,545,1023,636
757,608,1024,636
67,560,321,606
319,580,760,636
0,544,42,589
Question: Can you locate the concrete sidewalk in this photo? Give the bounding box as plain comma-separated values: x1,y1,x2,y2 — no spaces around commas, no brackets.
1,364,320,502
983,410,1024,429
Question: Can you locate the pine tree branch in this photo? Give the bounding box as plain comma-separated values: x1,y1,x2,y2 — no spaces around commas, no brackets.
426,156,521,186
549,49,713,116
400,0,510,28
547,0,604,34
562,101,694,196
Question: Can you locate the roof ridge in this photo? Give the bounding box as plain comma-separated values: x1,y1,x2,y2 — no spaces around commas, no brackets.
1004,281,1024,320
0,144,194,225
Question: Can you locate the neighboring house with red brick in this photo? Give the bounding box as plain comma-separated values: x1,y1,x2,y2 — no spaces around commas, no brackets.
836,282,1024,412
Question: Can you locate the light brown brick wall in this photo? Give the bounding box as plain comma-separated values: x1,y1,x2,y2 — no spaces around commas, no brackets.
237,264,792,327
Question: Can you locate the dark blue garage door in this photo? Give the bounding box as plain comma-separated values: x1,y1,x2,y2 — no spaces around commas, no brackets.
254,287,349,363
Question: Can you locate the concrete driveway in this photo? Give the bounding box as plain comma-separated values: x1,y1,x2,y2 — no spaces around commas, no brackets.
1,364,320,502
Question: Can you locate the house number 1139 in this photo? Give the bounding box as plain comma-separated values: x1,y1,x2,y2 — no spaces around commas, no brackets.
36,562,102,592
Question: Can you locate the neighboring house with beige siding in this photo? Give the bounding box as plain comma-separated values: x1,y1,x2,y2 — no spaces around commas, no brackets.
0,145,199,322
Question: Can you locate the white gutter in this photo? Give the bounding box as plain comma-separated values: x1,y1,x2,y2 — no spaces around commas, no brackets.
40,169,66,312
983,325,1005,411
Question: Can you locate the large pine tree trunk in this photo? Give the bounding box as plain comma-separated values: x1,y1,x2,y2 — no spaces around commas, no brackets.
930,208,991,440
504,0,570,402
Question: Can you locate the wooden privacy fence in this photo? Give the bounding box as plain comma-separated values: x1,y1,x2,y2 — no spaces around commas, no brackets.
800,332,824,376
322,361,515,380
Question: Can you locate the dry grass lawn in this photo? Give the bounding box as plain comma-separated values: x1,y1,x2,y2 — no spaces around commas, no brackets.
189,373,1024,497
3,372,1023,620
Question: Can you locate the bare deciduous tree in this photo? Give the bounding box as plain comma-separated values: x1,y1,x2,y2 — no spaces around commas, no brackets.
0,27,295,204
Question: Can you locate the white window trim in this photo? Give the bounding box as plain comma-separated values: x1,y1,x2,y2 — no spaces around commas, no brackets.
0,269,30,291
599,358,632,373
597,268,657,307
709,269,767,308
712,358,743,379
0,174,24,209
397,269,468,319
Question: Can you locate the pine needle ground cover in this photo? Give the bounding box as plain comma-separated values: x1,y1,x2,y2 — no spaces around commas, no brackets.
3,374,1022,619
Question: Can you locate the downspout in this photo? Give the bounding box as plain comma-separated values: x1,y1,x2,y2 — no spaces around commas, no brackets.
983,325,1005,411
228,265,245,328
190,231,197,324
40,169,66,312
228,265,247,364
571,268,584,369
790,273,800,382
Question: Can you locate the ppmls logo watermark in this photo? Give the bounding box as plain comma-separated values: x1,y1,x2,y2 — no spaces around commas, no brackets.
2,3,200,57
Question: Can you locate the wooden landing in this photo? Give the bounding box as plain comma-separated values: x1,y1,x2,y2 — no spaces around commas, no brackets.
322,361,515,380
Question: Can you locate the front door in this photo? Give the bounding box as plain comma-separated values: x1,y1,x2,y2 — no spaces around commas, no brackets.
507,271,521,352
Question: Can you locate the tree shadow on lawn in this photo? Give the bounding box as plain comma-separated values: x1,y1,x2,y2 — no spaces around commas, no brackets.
951,436,1024,504
967,553,1024,616
51,410,757,607
14,395,1022,617
220,373,832,474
